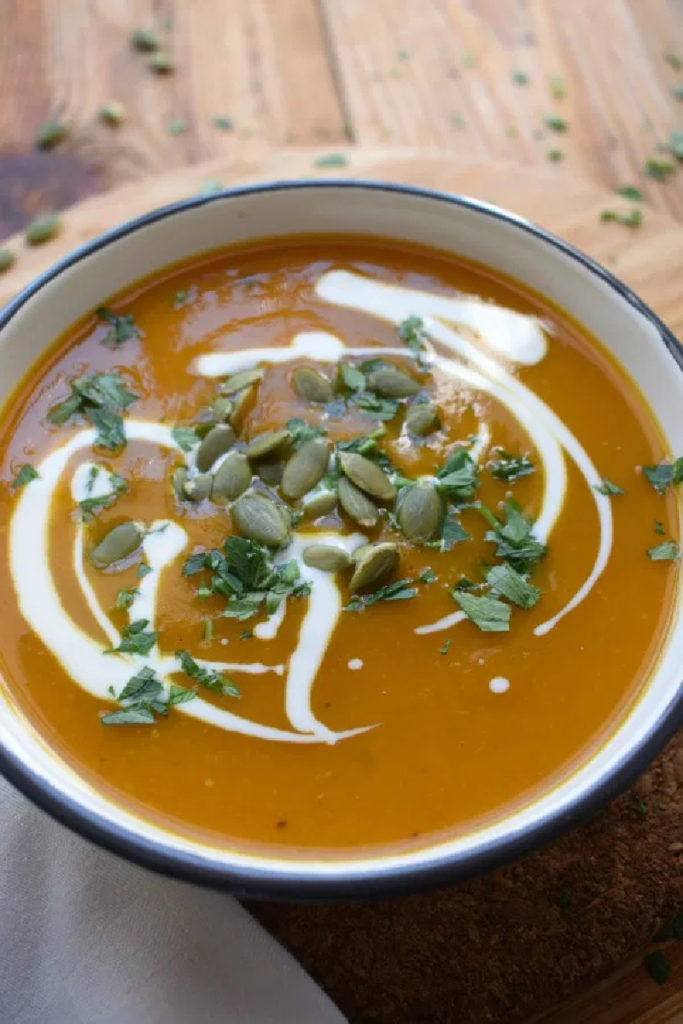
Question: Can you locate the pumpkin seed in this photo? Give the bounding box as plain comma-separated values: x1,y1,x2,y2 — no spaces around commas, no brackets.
183,473,213,502
303,544,352,572
130,28,159,51
367,365,420,397
405,402,440,436
228,384,255,426
98,101,126,127
172,466,189,499
231,491,290,547
281,438,330,499
25,213,61,246
302,488,338,518
0,249,15,273
349,542,399,592
257,459,284,486
339,452,396,502
293,367,334,403
397,482,442,540
350,543,373,563
90,521,143,569
149,51,174,74
211,452,251,503
246,428,291,460
338,476,379,528
219,368,264,396
211,396,233,422
196,423,235,472
35,119,67,150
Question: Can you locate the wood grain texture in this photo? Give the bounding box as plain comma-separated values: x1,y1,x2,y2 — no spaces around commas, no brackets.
1,0,682,234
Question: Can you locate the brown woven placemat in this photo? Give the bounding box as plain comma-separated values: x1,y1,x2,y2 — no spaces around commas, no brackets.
248,734,682,1023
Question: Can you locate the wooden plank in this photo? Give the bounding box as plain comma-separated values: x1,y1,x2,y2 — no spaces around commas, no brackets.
319,0,683,217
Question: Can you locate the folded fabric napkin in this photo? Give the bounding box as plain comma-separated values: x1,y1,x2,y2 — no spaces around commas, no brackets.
0,777,345,1024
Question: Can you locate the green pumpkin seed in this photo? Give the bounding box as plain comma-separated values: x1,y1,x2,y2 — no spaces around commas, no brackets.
339,452,396,502
25,213,61,246
367,365,420,397
338,476,379,528
172,466,189,499
130,28,159,51
231,491,290,547
405,402,440,436
35,119,67,150
281,438,330,499
90,521,143,569
302,488,338,518
397,482,442,540
219,368,264,396
211,452,251,503
293,367,334,403
196,424,235,472
211,396,233,422
349,542,399,592
302,544,352,572
257,459,284,486
228,384,255,426
98,101,126,126
0,249,15,273
183,473,213,501
350,543,373,563
149,51,174,74
246,428,291,460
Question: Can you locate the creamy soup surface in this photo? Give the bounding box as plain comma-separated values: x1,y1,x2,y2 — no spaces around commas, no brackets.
0,236,679,856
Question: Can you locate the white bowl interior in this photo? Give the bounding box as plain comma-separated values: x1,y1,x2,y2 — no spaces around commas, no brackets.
0,184,681,883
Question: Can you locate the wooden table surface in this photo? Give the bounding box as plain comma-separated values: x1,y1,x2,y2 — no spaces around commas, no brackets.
1,2,682,1022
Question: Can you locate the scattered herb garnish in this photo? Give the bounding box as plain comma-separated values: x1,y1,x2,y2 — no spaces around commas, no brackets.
489,451,535,482
101,666,194,726
486,563,540,609
136,562,153,579
479,498,547,572
202,619,214,642
647,540,680,561
664,52,682,69
35,119,67,149
175,649,239,697
544,114,568,132
669,131,683,158
398,315,429,366
130,28,159,52
436,448,479,502
600,207,642,228
198,177,224,196
0,248,15,273
168,118,187,135
549,75,566,99
643,950,671,985
115,587,138,611
11,464,39,489
105,619,158,656
453,591,511,632
78,472,127,521
547,149,563,162
240,628,253,640
643,458,683,493
345,578,418,610
25,212,61,245
439,638,451,655
213,116,234,132
674,85,683,101
47,372,138,450
594,478,624,496
99,101,126,126
286,418,326,447
171,425,201,451
313,153,348,168
419,567,437,584
511,70,529,85
654,521,665,535
616,185,644,201
645,157,676,181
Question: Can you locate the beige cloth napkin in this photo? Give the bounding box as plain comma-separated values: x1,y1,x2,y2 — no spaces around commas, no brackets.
0,777,346,1024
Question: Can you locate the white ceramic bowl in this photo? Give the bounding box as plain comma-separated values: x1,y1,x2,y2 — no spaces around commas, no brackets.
0,182,681,899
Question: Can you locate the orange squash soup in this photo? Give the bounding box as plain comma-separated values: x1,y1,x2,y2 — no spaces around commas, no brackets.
0,236,679,856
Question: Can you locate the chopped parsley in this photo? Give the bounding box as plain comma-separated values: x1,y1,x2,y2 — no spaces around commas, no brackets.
511,70,529,85
97,307,142,348
489,451,535,482
175,649,239,696
136,562,153,578
77,472,127,521
453,591,511,632
285,417,326,447
11,464,39,489
398,315,429,366
594,478,624,496
600,208,642,228
213,115,234,131
654,521,665,535
643,458,683,493
647,540,680,561
423,507,469,552
439,638,451,655
616,185,643,201
339,362,366,392
645,157,676,181
183,536,310,620
101,666,194,725
47,372,138,450
549,74,566,99
480,498,547,572
313,153,348,168
104,619,158,656
544,114,568,132
419,567,437,584
344,578,418,610
171,425,200,451
435,448,479,502
670,131,683,158
486,563,540,609
354,391,399,421
115,587,138,611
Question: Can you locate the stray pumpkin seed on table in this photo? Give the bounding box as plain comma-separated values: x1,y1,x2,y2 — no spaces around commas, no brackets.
25,213,61,246
0,249,15,274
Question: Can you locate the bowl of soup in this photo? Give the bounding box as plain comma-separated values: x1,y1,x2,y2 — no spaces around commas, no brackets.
0,182,680,898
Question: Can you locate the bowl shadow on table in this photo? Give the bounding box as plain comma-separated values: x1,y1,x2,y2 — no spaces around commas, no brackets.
247,734,680,1023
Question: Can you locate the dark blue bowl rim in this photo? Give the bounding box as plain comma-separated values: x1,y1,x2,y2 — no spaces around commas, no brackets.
0,179,681,901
